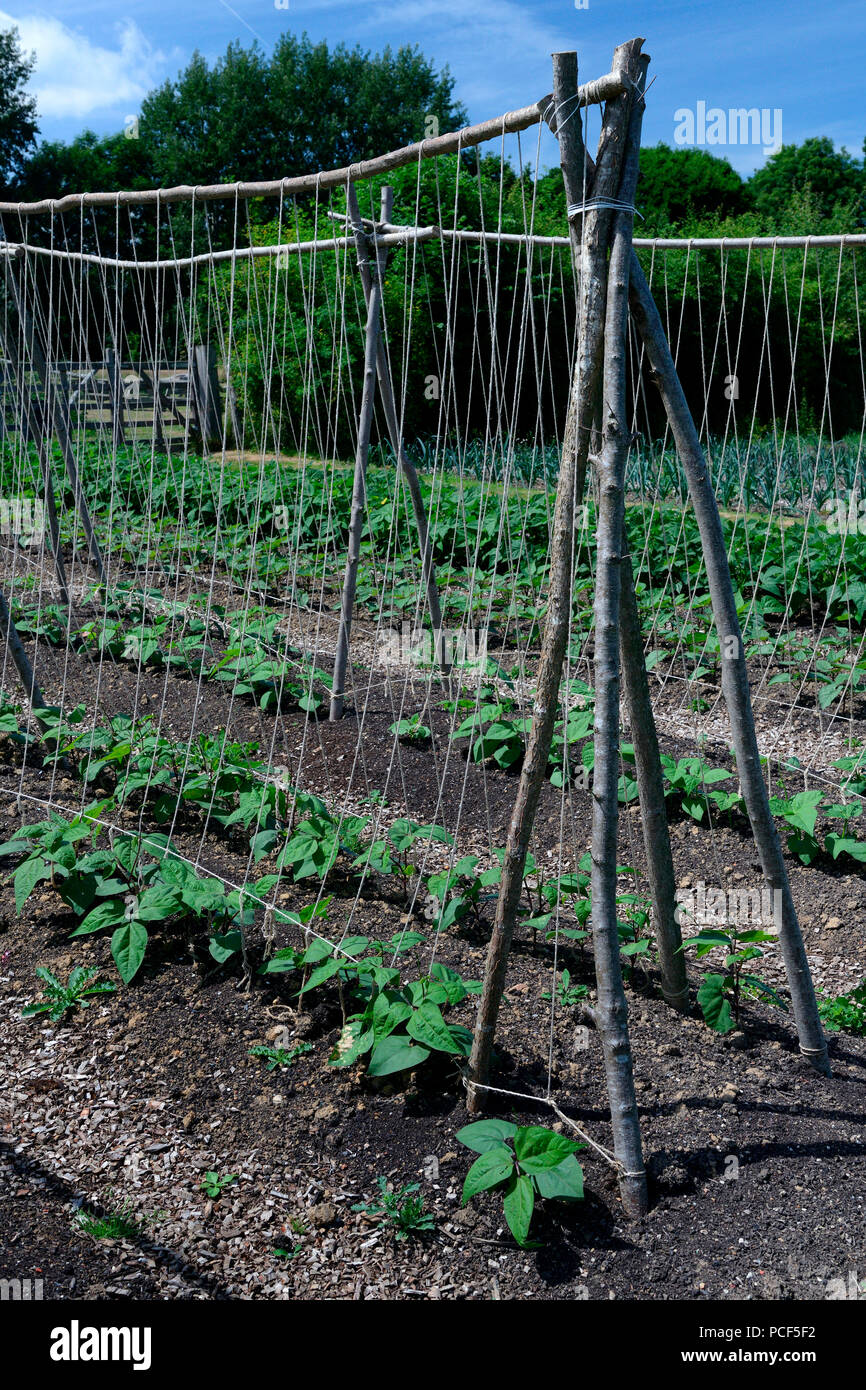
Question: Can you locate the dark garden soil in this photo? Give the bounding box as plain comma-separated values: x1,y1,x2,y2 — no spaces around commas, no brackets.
1,616,865,1301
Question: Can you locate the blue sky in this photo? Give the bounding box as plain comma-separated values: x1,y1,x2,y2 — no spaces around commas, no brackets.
0,0,863,175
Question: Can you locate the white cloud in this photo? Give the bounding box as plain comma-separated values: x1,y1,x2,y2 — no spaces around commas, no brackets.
0,11,171,120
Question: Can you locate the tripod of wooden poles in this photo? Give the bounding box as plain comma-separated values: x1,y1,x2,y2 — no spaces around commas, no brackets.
465,38,830,1221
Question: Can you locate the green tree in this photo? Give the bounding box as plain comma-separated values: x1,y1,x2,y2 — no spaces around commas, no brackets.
748,137,864,228
15,129,153,204
635,145,747,233
138,34,466,190
0,27,38,194
516,147,748,239
212,153,577,456
15,32,467,255
16,34,467,205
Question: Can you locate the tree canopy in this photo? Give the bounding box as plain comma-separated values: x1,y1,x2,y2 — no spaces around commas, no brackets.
13,33,466,200
748,136,865,227
0,27,38,195
16,130,152,206
635,145,747,233
6,31,864,444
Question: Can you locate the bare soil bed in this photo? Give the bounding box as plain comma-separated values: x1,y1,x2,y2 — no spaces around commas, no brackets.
1,624,865,1302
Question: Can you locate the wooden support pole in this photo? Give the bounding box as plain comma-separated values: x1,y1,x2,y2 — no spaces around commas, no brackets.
589,48,649,1218
619,553,688,1009
546,82,689,1015
626,256,831,1075
345,183,450,681
0,71,631,219
533,124,827,1058
544,48,828,1074
467,43,640,1121
527,66,823,1065
329,188,385,721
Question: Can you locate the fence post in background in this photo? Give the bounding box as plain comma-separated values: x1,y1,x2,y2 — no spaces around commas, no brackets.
146,364,170,456
3,258,107,585
50,373,107,586
106,347,127,453
192,344,223,454
57,360,71,410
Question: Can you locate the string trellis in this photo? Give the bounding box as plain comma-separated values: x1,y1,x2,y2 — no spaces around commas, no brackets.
0,37,861,1218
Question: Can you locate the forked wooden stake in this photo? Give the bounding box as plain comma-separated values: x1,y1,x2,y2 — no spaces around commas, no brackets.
331,184,451,720
345,184,450,682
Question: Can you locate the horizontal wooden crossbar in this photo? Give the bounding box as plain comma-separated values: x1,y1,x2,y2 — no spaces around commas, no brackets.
0,71,629,218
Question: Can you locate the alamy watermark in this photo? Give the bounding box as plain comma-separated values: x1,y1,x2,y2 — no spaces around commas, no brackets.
822,491,866,536
50,1320,151,1370
674,102,782,156
377,621,488,672
674,879,782,932
0,496,45,545
0,1275,44,1300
